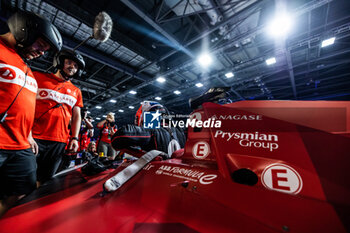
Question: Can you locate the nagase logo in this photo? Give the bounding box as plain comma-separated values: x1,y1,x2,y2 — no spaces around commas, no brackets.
211,114,262,120
155,165,217,185
214,130,279,151
144,110,161,129
0,67,16,80
39,90,48,97
261,164,303,194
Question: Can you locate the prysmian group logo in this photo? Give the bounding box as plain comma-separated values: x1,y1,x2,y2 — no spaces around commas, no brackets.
214,130,279,151
144,110,162,129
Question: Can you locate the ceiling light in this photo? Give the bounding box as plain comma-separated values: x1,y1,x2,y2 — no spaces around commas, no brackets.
265,57,276,65
225,72,234,78
110,99,117,103
321,37,335,47
197,53,213,67
96,117,101,120
267,13,293,38
129,106,134,109
195,83,203,87
129,90,137,95
118,109,124,113
156,76,166,83
155,96,162,100
96,106,102,109
102,115,107,118
174,90,181,95
87,111,91,114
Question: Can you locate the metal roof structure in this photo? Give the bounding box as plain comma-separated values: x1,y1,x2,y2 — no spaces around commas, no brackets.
1,0,350,125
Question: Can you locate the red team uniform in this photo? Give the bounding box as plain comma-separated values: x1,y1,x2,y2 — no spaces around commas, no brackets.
0,40,37,150
32,72,83,142
0,39,37,197
32,71,83,182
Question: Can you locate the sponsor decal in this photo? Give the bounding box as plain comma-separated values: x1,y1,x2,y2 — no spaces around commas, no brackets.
190,112,202,121
214,130,279,151
155,165,217,185
211,114,262,120
261,163,303,194
67,89,71,93
0,64,37,93
143,164,154,171
199,174,218,185
144,110,161,129
36,88,77,107
192,141,210,159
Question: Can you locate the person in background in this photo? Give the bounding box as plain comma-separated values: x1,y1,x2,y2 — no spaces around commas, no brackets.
79,109,94,151
97,112,117,160
87,141,98,157
0,11,62,217
32,49,85,185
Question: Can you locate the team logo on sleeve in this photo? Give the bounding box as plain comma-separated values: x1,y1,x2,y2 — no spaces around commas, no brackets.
0,67,16,80
39,90,48,97
0,64,37,93
144,110,161,129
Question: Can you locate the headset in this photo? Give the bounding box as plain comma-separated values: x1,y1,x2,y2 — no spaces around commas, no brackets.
52,49,85,80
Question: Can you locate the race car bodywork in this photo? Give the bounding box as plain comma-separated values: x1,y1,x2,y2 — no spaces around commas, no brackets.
0,100,349,233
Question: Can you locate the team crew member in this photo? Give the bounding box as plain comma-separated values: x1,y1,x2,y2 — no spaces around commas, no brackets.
32,49,85,184
80,114,94,151
97,113,117,160
0,11,62,217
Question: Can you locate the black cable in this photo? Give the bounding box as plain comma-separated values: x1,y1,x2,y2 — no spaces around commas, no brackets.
34,103,62,122
0,66,28,123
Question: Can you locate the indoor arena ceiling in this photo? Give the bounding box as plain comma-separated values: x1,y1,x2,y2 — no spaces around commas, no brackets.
1,0,350,125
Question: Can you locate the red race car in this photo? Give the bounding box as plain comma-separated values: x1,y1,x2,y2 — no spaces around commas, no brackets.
0,100,349,233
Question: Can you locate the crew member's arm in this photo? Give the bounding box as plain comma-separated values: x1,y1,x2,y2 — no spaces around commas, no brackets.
84,118,94,129
28,130,38,155
97,120,107,129
69,106,82,152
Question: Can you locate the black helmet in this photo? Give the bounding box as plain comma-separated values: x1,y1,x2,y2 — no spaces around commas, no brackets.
7,11,62,52
53,49,85,79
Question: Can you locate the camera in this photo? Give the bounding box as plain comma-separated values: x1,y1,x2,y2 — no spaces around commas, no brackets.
107,121,115,127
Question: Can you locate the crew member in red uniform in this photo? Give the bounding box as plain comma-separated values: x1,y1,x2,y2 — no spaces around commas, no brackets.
32,49,85,185
0,11,62,217
79,113,94,151
97,113,117,160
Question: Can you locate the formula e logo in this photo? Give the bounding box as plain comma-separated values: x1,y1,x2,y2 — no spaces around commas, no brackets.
261,163,303,195
192,141,210,159
0,67,16,80
144,110,161,129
